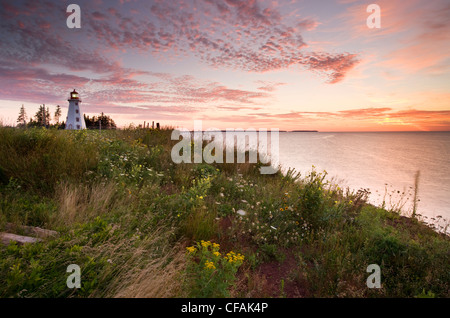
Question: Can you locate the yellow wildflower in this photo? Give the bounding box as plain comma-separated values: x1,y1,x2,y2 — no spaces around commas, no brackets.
225,251,244,264
212,243,220,250
186,246,196,254
205,260,216,270
201,240,211,248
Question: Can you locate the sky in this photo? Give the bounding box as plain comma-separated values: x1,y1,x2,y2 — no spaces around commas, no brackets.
0,0,449,131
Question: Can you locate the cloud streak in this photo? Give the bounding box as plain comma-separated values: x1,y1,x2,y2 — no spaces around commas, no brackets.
202,107,450,131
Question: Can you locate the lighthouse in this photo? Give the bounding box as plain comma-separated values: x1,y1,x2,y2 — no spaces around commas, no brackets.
65,89,86,130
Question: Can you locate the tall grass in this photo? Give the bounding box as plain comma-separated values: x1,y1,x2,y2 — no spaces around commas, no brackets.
53,181,119,226
412,170,420,218
0,128,98,194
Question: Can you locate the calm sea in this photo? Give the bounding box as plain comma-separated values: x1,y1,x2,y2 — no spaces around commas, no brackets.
278,132,450,223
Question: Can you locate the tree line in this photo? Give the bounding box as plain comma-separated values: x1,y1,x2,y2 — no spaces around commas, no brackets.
16,105,116,129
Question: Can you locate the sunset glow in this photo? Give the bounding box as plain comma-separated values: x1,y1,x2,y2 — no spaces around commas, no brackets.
0,0,449,131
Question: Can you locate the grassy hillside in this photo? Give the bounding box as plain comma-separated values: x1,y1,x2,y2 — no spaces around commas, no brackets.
0,127,448,298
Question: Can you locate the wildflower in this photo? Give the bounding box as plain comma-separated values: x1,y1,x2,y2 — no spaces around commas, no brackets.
213,251,221,257
237,209,246,216
186,246,196,254
205,260,216,270
225,251,244,264
201,240,211,248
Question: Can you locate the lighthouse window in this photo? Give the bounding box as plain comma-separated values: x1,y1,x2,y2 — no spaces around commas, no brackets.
75,102,78,106
75,109,79,114
76,117,80,122
76,125,80,129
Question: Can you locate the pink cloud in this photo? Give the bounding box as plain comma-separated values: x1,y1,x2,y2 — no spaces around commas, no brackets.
1,1,358,84
81,0,360,82
255,81,287,92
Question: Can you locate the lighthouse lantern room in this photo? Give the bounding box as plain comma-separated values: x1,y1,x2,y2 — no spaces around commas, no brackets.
65,89,86,130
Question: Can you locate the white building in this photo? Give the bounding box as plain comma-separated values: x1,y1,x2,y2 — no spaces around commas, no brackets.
65,89,86,130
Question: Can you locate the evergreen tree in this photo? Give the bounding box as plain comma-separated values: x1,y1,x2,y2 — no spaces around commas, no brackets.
34,105,44,126
34,104,50,127
54,105,62,123
46,106,51,125
17,104,27,127
84,112,117,130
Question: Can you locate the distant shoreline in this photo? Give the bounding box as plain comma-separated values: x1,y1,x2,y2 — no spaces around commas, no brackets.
187,130,319,133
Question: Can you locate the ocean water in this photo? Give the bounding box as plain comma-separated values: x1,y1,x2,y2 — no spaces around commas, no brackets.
277,132,450,223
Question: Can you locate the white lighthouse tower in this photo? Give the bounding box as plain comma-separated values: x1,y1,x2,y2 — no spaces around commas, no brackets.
65,89,86,130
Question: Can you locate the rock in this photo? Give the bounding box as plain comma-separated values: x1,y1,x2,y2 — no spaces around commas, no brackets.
5,223,58,239
0,232,42,245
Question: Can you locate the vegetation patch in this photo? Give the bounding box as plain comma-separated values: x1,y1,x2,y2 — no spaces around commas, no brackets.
0,127,448,298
